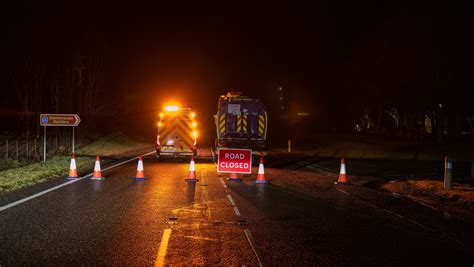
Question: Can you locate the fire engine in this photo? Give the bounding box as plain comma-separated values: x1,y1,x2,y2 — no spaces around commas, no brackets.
156,105,198,158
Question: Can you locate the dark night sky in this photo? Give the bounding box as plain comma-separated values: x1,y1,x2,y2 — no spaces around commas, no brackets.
1,1,472,138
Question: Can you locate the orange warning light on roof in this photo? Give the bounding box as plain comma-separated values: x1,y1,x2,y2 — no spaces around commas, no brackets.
165,105,180,112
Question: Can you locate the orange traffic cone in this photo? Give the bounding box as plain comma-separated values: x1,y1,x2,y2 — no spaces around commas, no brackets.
255,157,269,184
67,153,79,179
185,156,199,182
91,155,105,180
336,158,349,184
227,172,241,181
134,155,148,181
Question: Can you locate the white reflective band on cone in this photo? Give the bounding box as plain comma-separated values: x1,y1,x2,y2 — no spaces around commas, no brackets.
258,164,264,174
137,160,144,171
340,164,346,174
70,159,77,169
190,160,195,172
94,161,101,171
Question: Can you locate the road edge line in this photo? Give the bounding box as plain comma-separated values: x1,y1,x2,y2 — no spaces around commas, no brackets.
0,150,155,212
244,229,264,267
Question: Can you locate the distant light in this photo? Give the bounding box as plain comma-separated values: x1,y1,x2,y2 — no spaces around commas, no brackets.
159,113,163,118
278,87,282,91
193,131,198,138
165,105,180,112
192,121,197,128
297,112,310,116
191,112,196,118
158,122,162,127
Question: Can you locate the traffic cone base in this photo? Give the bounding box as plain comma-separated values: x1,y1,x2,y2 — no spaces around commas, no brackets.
255,157,269,184
227,172,241,181
185,156,199,182
67,154,79,179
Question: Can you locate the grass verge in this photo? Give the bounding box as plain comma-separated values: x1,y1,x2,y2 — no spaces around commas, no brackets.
382,179,474,222
0,156,95,193
0,133,153,194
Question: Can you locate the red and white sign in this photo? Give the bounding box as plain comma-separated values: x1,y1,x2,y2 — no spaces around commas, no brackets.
217,148,252,174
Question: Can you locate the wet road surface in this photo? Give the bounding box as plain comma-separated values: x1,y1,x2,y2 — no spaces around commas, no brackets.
1,155,473,265
266,155,471,180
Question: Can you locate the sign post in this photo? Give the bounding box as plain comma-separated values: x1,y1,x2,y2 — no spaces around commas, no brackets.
40,114,81,161
217,148,252,174
467,117,474,179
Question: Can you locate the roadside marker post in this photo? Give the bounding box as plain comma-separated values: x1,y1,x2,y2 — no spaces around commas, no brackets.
467,117,474,179
444,156,453,190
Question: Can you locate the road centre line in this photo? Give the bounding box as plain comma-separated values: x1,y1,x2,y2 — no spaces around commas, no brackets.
227,194,236,206
0,150,156,212
233,206,241,216
155,228,172,267
219,177,227,188
244,229,264,267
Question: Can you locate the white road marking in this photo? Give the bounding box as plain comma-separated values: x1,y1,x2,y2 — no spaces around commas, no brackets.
155,228,172,267
233,206,241,216
244,229,264,267
227,194,236,206
219,177,227,188
334,188,350,196
0,150,156,212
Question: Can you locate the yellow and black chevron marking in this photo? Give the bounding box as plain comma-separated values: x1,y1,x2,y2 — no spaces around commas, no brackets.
237,115,242,132
219,113,226,135
258,115,265,136
159,114,195,150
242,113,248,133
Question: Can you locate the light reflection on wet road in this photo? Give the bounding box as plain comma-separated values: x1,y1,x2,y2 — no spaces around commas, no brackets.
0,156,472,265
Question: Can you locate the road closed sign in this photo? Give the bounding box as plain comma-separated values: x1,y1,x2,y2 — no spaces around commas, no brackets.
217,148,252,174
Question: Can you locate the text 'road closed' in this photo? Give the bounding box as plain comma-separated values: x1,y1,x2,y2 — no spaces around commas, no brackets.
217,149,252,174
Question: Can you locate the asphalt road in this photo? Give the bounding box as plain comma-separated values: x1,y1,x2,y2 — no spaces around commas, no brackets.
0,154,473,265
266,154,471,181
